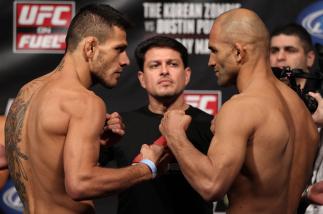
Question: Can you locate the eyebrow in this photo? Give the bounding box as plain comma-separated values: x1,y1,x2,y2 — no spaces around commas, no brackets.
115,44,128,51
208,46,217,52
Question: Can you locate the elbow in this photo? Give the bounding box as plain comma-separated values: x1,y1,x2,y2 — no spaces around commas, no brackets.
198,180,226,202
65,176,89,201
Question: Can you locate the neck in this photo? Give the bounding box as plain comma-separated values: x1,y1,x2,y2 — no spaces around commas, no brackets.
148,94,189,114
62,53,93,88
236,56,272,93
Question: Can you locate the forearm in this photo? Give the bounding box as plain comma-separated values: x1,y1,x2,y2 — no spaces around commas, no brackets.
166,134,225,201
65,163,152,200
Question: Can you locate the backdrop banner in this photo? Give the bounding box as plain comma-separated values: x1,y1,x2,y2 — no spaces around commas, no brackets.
0,0,320,213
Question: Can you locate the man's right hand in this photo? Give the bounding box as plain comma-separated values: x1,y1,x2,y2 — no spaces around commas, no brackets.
132,136,167,163
139,143,165,165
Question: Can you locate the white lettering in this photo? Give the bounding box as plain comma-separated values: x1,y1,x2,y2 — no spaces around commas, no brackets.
163,3,203,18
52,6,70,25
143,2,162,18
18,5,38,25
176,38,194,54
196,19,213,34
18,5,70,26
185,95,200,108
203,3,241,19
37,27,51,34
144,21,155,32
156,19,195,34
18,34,65,49
36,6,53,25
199,96,216,115
195,39,209,54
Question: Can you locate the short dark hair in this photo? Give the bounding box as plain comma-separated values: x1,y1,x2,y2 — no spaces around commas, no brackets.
65,4,130,52
134,36,189,71
271,23,314,52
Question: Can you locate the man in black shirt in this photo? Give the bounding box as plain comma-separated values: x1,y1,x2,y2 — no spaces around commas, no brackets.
104,36,217,214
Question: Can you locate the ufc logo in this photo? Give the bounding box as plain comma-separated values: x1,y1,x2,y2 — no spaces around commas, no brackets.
17,4,72,26
184,90,221,115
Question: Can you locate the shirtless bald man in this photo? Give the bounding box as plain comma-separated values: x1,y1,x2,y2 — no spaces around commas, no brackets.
159,8,318,213
5,4,163,213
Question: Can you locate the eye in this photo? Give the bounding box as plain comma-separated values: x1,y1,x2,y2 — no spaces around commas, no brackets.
167,60,180,67
169,62,178,67
115,45,127,53
270,47,279,54
149,63,160,69
285,47,298,53
209,47,218,54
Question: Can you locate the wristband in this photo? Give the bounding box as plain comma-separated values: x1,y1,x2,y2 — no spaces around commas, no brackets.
140,159,157,178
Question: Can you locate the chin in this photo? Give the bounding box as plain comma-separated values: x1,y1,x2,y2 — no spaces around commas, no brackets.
101,80,117,89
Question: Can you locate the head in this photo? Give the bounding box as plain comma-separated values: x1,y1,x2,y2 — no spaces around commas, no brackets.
135,36,191,103
65,4,131,88
208,8,270,87
270,23,315,72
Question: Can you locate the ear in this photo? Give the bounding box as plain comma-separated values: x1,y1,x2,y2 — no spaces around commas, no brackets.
233,43,245,64
184,67,191,86
306,50,315,68
137,71,146,89
83,37,98,61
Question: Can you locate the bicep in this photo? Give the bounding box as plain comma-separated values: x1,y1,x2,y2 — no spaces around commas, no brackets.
207,105,254,184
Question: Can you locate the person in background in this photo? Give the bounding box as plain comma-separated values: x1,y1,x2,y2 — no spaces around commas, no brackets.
101,35,219,214
270,23,317,91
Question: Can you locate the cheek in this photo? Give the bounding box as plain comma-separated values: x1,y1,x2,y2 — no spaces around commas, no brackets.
142,75,156,89
289,55,307,67
177,73,187,86
270,54,277,64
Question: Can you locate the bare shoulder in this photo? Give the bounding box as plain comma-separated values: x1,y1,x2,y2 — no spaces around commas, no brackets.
62,90,106,119
219,94,263,118
17,74,52,99
215,94,263,131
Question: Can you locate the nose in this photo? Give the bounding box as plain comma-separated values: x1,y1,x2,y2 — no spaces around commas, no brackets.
120,52,130,67
160,63,169,75
277,50,286,61
208,53,216,68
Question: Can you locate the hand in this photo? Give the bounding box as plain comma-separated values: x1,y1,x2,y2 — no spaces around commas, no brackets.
306,180,323,205
159,110,191,143
133,136,167,163
139,143,165,164
100,112,125,146
308,92,323,126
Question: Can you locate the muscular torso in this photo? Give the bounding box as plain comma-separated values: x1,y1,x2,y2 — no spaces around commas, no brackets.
227,79,318,213
5,72,96,213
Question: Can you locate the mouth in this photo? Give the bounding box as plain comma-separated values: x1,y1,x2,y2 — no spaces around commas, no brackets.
158,79,173,85
115,70,122,75
113,71,122,79
275,63,287,68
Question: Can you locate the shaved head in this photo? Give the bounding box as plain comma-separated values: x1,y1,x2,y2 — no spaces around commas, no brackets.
210,8,270,55
208,8,271,87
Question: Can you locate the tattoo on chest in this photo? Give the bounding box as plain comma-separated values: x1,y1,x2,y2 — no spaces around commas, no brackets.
5,91,30,212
